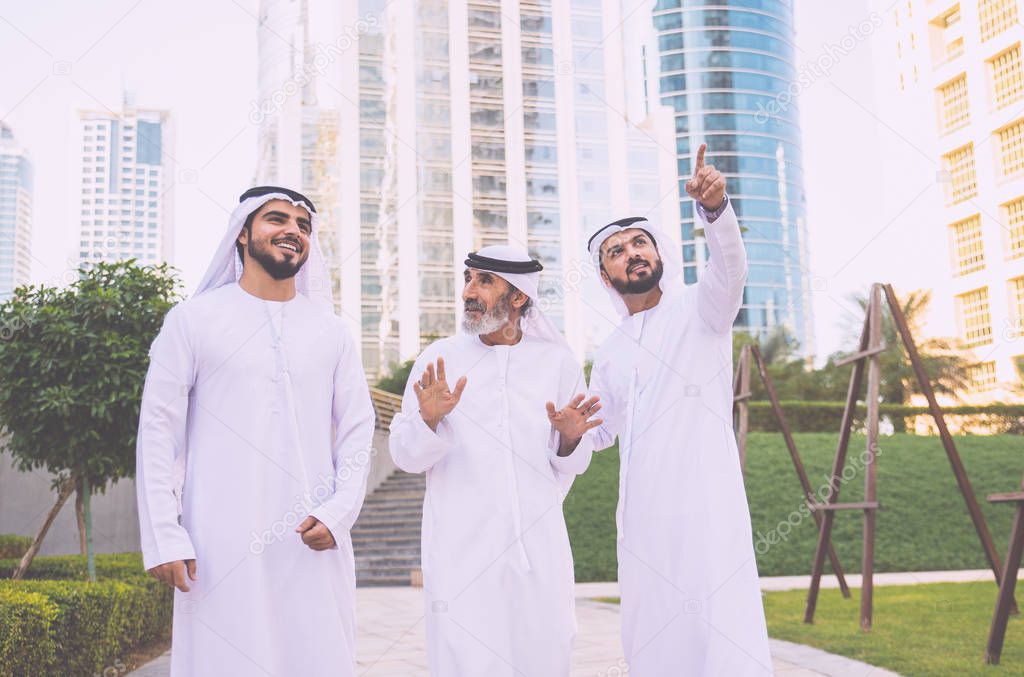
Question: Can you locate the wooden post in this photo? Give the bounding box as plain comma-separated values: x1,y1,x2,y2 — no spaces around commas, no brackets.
805,301,871,624
733,345,752,473
985,477,1024,664
860,285,882,631
883,284,1014,613
750,344,851,599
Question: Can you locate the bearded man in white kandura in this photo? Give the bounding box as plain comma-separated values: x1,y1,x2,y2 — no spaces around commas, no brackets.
136,186,375,676
390,245,601,676
586,144,772,676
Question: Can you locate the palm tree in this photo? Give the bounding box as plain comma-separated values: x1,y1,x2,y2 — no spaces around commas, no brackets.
843,288,973,405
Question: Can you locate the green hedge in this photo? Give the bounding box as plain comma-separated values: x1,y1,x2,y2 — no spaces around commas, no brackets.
0,587,58,675
747,401,1024,434
0,553,171,676
0,552,148,582
0,535,31,560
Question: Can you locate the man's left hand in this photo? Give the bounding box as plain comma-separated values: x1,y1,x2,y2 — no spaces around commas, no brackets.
296,516,336,551
547,394,603,455
684,143,726,211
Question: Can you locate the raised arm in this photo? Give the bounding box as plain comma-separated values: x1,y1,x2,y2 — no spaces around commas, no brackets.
389,354,464,474
136,305,197,578
686,143,747,335
546,360,598,492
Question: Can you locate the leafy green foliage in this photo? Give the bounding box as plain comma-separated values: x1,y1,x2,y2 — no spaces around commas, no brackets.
0,535,31,560
0,586,58,675
0,553,171,676
0,261,182,490
375,359,415,395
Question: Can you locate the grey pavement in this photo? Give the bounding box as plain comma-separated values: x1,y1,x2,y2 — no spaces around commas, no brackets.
131,576,926,676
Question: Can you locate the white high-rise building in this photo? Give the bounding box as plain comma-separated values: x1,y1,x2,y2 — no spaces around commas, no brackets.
872,0,1024,403
75,98,174,267
0,122,33,298
254,0,678,376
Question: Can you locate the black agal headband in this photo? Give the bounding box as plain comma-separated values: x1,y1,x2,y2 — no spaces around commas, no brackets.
464,251,543,274
239,185,318,215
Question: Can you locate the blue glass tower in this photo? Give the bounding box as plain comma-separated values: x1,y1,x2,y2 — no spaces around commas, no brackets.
653,0,813,353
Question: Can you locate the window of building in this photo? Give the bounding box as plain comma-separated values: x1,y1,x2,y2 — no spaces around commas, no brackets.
950,215,985,275
1010,276,1024,331
989,44,1024,108
938,74,970,132
979,0,1018,41
942,143,977,203
998,119,1024,176
968,361,998,390
1006,196,1024,258
956,287,993,346
929,4,964,65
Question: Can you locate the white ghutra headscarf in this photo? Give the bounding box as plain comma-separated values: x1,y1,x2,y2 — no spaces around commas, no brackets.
193,186,334,311
463,244,569,349
586,215,684,318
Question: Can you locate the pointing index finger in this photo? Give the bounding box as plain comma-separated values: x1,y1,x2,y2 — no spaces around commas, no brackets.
694,143,707,174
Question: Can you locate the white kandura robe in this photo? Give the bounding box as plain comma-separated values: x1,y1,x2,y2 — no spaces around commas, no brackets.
136,283,375,677
389,333,593,676
588,203,773,676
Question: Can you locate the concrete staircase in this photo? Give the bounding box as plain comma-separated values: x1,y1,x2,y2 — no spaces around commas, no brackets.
352,469,424,587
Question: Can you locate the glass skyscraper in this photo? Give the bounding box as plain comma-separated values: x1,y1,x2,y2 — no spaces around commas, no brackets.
256,0,680,375
0,122,33,299
76,99,174,267
652,0,814,354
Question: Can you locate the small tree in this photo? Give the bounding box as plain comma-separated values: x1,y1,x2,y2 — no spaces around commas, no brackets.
0,261,181,580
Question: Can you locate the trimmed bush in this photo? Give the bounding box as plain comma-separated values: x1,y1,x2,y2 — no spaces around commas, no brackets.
0,586,58,676
0,553,171,676
747,401,1024,434
0,552,147,582
0,535,31,560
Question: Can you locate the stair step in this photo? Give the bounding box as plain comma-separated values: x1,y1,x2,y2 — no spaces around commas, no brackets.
356,557,421,568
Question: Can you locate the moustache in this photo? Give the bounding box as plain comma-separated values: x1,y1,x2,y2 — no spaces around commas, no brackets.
464,300,486,312
627,259,651,273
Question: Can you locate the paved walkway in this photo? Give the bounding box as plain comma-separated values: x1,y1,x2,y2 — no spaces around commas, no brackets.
132,573,936,676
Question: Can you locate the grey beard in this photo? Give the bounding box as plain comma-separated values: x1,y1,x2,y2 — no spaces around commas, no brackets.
462,294,512,335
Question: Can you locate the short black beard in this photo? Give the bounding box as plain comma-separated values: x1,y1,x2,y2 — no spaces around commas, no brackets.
248,236,307,281
610,258,664,294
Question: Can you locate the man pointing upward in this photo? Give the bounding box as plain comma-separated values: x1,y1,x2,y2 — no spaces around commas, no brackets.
586,144,772,675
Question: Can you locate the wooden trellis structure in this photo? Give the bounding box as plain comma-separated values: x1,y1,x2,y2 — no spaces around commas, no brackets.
733,341,852,598
985,472,1024,664
801,283,1013,631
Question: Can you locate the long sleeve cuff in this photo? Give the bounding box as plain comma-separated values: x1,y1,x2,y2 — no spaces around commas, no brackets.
141,529,196,571
389,411,455,474
548,427,595,476
695,193,730,223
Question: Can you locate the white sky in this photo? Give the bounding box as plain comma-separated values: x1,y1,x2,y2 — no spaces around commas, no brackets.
0,0,902,362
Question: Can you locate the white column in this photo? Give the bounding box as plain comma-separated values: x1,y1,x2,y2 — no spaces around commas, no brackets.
602,0,630,218
393,0,422,359
337,0,363,340
552,0,584,358
449,0,473,328
501,0,528,246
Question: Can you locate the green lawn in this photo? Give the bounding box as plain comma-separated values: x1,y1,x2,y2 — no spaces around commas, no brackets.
563,433,1023,582
764,582,1024,676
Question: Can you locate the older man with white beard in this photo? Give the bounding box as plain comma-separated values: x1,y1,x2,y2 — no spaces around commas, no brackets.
389,245,600,676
